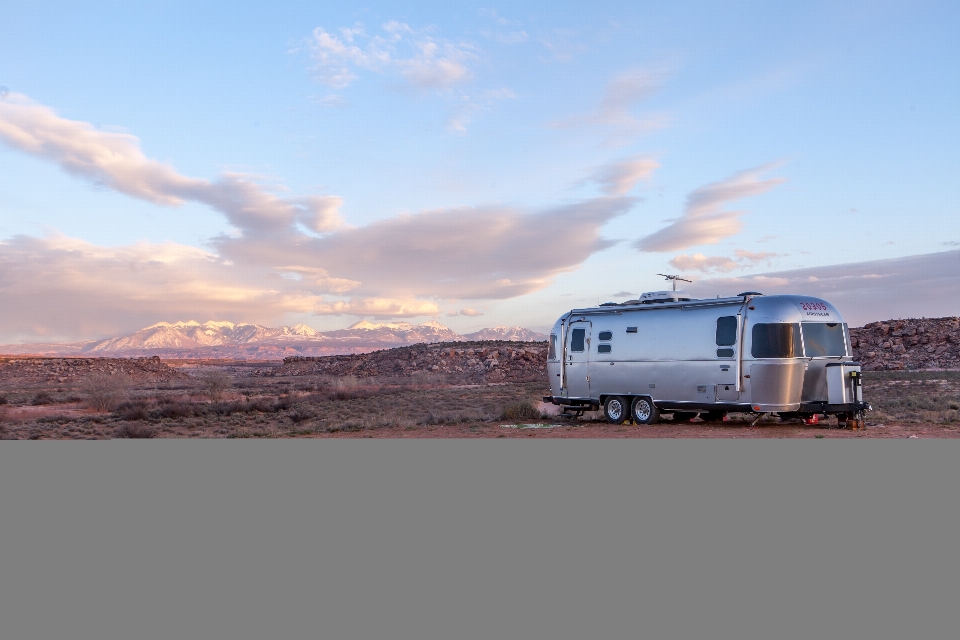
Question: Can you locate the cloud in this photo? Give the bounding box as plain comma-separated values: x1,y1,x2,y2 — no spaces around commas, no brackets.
610,291,635,298
668,249,781,273
549,68,670,144
313,297,440,317
0,233,323,342
684,250,960,326
308,23,477,90
446,307,483,317
635,163,785,252
0,94,637,340
215,196,636,300
446,88,516,134
591,156,659,195
669,254,739,273
0,94,346,235
538,29,587,62
734,249,780,263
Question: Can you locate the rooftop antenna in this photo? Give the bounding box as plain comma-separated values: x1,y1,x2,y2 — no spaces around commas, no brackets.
657,273,692,292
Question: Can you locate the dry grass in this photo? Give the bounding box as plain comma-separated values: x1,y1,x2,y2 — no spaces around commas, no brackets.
4,366,959,438
863,372,960,424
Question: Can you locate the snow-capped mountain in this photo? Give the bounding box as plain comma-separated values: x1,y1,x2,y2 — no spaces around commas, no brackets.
84,320,325,353
3,319,547,359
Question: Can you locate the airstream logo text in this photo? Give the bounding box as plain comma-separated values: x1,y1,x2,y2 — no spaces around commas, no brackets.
796,301,832,317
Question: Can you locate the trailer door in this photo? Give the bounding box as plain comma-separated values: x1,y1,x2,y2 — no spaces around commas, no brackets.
715,315,740,401
564,321,592,399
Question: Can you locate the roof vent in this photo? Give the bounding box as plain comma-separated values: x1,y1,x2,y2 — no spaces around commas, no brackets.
626,290,692,305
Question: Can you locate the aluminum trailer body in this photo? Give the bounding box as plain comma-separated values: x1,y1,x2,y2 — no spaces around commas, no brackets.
543,292,869,423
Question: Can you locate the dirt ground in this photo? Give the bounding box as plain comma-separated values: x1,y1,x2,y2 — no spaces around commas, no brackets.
1,359,959,439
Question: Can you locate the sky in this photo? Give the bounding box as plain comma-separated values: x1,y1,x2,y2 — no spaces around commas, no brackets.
1,0,958,343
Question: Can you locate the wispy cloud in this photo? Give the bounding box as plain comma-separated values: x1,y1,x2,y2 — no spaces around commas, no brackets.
0,94,346,235
635,163,785,252
590,156,659,195
447,308,484,317
538,29,587,62
308,22,477,90
446,88,516,134
549,68,670,145
669,249,781,273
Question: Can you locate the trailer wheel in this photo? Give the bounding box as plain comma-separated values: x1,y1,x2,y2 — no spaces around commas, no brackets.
603,396,628,424
631,397,659,425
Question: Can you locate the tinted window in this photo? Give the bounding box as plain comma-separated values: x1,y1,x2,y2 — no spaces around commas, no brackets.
751,323,801,358
716,316,738,346
598,331,613,341
570,328,585,352
717,348,735,358
597,344,612,354
548,334,557,360
802,322,848,357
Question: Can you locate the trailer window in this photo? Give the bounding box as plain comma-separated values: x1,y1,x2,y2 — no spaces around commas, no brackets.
802,322,848,357
597,344,611,354
598,331,612,341
751,323,801,358
716,316,738,346
548,334,557,360
717,348,735,358
570,328,586,352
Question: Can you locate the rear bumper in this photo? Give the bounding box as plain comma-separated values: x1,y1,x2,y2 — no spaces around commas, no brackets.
797,401,872,414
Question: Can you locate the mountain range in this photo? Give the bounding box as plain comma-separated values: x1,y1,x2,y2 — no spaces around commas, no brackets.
0,320,547,359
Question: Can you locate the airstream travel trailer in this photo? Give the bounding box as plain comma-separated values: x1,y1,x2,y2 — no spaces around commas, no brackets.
543,291,870,426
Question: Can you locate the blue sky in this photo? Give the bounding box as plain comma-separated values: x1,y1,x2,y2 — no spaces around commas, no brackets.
1,0,958,341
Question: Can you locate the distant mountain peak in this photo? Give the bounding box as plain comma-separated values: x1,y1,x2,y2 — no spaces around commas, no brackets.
7,318,545,359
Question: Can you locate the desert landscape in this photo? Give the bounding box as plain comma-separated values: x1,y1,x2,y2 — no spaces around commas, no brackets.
2,317,959,439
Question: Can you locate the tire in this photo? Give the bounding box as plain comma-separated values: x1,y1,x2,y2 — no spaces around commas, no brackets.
700,411,726,423
603,396,628,425
672,411,698,422
631,396,659,425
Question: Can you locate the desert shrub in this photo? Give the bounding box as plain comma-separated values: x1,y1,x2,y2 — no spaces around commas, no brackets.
419,411,459,426
115,401,151,421
0,395,7,405
157,402,197,420
31,391,54,405
500,401,540,421
82,373,130,412
288,407,316,424
944,409,959,423
116,422,158,439
329,387,375,401
247,397,275,412
197,370,232,401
